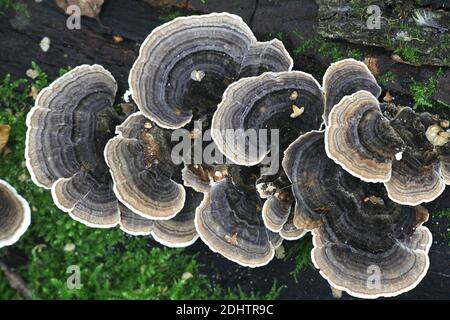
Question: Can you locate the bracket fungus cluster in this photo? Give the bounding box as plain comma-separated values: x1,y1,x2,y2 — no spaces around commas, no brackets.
0,180,31,249
26,65,123,228
325,90,449,205
283,131,432,298
22,9,447,298
128,13,293,129
25,13,294,253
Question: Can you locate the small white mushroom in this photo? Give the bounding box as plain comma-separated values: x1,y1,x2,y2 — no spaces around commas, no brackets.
190,70,205,82
26,69,39,79
40,37,51,52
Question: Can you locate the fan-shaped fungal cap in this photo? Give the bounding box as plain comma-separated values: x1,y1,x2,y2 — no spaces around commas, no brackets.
283,130,432,298
384,156,445,206
325,90,404,183
119,203,154,236
312,207,432,299
195,178,275,267
283,130,332,230
212,71,324,166
0,180,31,248
129,13,293,129
437,140,450,185
323,58,381,125
119,188,201,247
105,112,185,220
151,187,202,247
26,65,122,228
279,210,306,241
326,91,446,205
261,194,292,233
442,161,450,184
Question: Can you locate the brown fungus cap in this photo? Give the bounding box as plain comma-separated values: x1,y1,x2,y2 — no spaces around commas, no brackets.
326,91,446,205
26,65,122,228
283,130,432,299
0,180,31,248
105,112,186,220
128,13,293,129
182,164,228,194
212,71,324,166
195,178,276,267
323,58,381,125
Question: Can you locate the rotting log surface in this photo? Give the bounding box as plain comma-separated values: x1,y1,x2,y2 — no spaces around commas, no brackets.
0,0,449,299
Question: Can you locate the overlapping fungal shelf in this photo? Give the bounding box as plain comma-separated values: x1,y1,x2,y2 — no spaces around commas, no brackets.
129,13,293,129
283,131,432,298
23,12,449,298
325,90,448,205
0,179,31,248
25,65,123,228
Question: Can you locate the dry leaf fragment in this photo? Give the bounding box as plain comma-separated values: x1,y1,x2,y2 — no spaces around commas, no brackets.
290,105,304,118
0,125,11,154
56,0,104,18
383,91,393,102
225,232,238,246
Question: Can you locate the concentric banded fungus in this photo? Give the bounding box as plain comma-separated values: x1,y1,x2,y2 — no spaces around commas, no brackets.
261,195,291,233
119,203,154,236
283,130,432,298
280,211,306,240
26,65,123,227
121,187,201,247
0,180,31,248
105,112,185,219
325,90,403,183
129,13,293,129
323,58,381,125
195,178,275,267
212,71,324,166
441,149,450,184
283,130,336,231
151,188,202,247
325,90,447,205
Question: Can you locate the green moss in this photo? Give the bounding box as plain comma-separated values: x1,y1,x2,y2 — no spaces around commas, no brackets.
159,7,184,21
293,33,363,62
410,77,438,109
0,0,29,17
348,0,369,18
394,46,422,65
378,71,396,87
0,64,284,300
267,31,284,41
285,235,313,282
